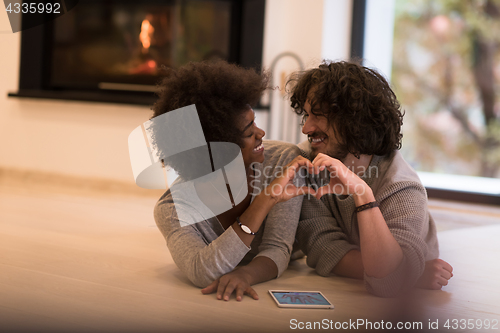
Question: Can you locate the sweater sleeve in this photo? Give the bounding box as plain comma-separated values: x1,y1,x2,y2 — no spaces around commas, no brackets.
296,196,359,276
154,197,250,288
255,195,303,277
363,181,429,297
254,143,306,277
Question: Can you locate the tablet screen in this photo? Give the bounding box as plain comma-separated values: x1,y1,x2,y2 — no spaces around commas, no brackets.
270,291,331,306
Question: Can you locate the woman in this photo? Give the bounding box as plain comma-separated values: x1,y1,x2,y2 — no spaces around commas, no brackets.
151,60,314,301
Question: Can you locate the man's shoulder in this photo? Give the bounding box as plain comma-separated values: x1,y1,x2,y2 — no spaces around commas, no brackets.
373,151,426,199
381,151,421,184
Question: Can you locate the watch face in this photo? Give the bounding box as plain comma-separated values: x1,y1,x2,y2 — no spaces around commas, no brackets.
241,224,252,234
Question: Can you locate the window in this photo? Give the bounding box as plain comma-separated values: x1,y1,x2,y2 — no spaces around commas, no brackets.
362,0,500,203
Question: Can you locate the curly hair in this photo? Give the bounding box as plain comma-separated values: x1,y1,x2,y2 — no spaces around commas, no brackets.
149,60,268,180
288,60,404,157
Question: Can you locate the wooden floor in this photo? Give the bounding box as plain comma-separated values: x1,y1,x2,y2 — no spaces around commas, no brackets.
1,172,500,332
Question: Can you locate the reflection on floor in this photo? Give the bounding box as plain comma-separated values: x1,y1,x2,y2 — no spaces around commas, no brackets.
428,199,500,232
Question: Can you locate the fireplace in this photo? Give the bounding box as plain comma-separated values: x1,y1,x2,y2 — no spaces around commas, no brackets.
9,0,265,105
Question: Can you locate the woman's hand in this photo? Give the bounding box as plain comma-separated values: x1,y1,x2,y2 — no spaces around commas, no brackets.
311,153,368,200
265,156,316,203
201,269,259,301
416,258,453,290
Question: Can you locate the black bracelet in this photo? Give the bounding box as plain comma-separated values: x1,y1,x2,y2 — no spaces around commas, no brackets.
355,201,379,213
236,216,258,235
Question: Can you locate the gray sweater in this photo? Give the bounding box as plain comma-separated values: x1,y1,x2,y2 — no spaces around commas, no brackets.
296,144,439,297
154,141,304,288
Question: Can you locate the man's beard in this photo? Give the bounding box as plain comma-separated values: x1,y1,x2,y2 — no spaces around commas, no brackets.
308,131,349,162
310,143,348,161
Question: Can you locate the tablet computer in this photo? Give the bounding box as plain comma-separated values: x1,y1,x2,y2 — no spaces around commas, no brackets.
268,290,334,309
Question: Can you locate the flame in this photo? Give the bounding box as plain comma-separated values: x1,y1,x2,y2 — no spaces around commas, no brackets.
140,19,155,53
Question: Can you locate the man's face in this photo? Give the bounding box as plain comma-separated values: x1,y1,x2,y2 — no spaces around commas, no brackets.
301,90,347,161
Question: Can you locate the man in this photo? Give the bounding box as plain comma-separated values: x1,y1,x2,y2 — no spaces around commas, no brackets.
289,60,453,297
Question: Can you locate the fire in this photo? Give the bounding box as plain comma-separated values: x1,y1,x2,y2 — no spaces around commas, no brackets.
140,19,154,53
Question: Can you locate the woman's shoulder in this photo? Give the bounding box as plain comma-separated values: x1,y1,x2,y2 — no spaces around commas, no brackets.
153,179,209,228
263,140,301,166
153,188,176,222
263,140,300,152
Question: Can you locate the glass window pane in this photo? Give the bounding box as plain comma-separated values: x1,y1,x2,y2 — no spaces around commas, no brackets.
391,0,500,178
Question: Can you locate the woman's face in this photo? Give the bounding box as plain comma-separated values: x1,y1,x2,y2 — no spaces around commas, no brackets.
239,108,265,168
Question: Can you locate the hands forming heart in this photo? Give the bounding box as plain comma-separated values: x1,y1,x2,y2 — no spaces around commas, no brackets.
266,153,370,202
310,153,368,200
265,156,317,203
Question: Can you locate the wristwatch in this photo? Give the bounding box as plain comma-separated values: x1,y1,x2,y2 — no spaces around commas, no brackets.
236,216,258,235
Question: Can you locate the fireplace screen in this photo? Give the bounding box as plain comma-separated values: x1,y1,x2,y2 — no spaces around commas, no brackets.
50,0,233,90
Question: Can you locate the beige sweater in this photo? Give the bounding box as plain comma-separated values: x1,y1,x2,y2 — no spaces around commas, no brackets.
296,146,439,297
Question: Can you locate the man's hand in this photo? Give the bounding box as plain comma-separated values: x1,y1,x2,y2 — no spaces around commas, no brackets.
266,156,316,203
416,259,453,290
311,153,367,200
201,269,259,301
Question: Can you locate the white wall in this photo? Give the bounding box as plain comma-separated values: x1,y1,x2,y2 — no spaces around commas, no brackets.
322,0,352,61
259,0,323,142
363,0,395,80
0,9,156,183
260,0,352,142
0,1,352,183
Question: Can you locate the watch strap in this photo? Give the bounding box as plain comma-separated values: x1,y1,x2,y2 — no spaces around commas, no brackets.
355,201,379,213
236,216,258,235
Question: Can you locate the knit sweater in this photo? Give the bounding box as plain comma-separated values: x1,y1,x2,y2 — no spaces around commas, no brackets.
296,144,439,297
154,141,304,288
